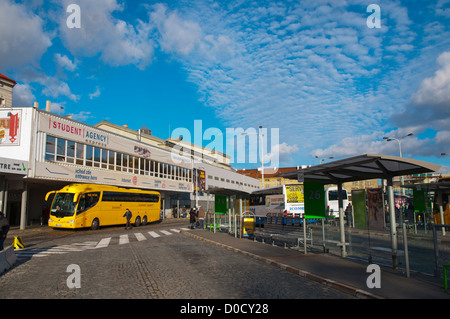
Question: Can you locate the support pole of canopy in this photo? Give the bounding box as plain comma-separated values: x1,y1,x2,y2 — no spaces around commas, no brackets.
338,183,347,258
387,176,399,269
438,190,446,236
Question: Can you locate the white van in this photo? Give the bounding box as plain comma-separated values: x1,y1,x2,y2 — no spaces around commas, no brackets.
325,187,349,218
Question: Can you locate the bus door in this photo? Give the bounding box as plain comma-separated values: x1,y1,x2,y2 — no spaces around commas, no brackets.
77,192,101,226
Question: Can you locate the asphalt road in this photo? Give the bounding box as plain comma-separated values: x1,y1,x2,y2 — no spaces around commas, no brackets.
0,219,354,300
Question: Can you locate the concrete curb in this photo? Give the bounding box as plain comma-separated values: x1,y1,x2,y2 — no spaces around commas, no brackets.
0,246,17,275
181,230,383,300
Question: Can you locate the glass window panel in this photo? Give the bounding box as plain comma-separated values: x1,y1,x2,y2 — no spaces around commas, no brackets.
56,138,66,162
122,154,128,172
45,136,56,161
141,158,146,175
76,143,84,165
116,153,122,171
134,157,139,174
109,151,115,170
66,141,75,163
93,147,100,168
67,141,75,157
101,149,108,169
86,145,93,166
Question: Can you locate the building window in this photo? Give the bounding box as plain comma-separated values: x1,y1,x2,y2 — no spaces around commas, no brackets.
134,156,139,174
45,135,56,161
67,140,75,164
108,150,115,170
56,138,66,162
85,145,93,166
101,149,108,169
76,143,84,165
43,135,192,183
115,152,122,171
122,154,129,172
93,147,101,168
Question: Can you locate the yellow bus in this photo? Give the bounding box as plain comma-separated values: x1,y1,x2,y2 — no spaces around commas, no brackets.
46,184,161,229
434,177,450,225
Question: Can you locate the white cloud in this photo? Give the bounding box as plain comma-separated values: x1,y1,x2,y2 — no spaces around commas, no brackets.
48,101,66,114
392,51,450,129
412,51,450,110
54,53,77,72
40,76,79,102
311,48,450,162
436,0,450,18
89,86,101,100
58,0,154,69
12,83,36,107
70,111,94,121
264,142,299,166
0,0,52,71
143,1,450,167
150,3,202,56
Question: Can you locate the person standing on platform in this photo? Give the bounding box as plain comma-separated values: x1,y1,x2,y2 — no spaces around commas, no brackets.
123,208,132,230
0,212,10,251
197,206,206,229
189,208,197,229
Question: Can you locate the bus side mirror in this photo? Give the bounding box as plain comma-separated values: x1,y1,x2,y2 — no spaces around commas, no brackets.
73,193,79,202
45,191,56,201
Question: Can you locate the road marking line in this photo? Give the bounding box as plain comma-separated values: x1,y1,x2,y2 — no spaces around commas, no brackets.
134,232,147,241
170,229,180,233
51,245,84,251
71,241,97,246
35,250,68,254
21,254,47,258
148,231,160,238
160,230,172,236
95,237,111,249
119,234,129,245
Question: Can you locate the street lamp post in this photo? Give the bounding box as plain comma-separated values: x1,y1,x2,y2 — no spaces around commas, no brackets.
241,126,265,189
382,133,413,158
315,156,334,164
383,133,413,225
259,126,264,189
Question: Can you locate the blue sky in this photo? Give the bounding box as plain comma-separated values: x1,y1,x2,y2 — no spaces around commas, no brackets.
1,0,450,172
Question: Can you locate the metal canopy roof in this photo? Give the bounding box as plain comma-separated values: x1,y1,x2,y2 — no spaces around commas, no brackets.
402,181,450,193
206,187,251,197
280,154,441,184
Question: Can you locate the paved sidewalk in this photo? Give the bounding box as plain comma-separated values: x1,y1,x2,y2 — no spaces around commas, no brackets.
182,229,450,299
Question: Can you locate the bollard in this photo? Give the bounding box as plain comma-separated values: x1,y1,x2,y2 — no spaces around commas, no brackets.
12,236,25,249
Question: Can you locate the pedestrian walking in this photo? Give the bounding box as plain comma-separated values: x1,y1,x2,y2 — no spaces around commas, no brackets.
173,206,178,218
197,206,206,229
123,208,132,230
189,208,197,229
0,211,10,251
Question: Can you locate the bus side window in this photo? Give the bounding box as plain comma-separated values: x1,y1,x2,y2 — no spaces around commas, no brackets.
77,192,100,214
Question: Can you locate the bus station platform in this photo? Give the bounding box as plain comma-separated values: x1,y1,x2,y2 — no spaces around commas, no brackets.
182,229,450,299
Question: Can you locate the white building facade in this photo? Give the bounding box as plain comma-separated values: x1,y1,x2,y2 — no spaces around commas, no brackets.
0,106,259,228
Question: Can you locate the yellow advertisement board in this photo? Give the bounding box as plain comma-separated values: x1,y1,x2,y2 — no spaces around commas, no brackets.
285,185,304,203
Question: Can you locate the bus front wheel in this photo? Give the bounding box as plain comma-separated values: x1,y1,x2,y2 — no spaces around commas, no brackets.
91,218,100,230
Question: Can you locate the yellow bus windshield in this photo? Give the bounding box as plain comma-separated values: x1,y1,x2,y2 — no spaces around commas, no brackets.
51,193,77,218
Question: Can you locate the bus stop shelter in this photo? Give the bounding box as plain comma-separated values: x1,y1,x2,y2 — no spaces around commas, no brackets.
204,187,253,236
280,154,441,268
402,180,450,235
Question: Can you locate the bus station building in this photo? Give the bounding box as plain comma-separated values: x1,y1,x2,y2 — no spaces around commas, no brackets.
0,102,259,229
